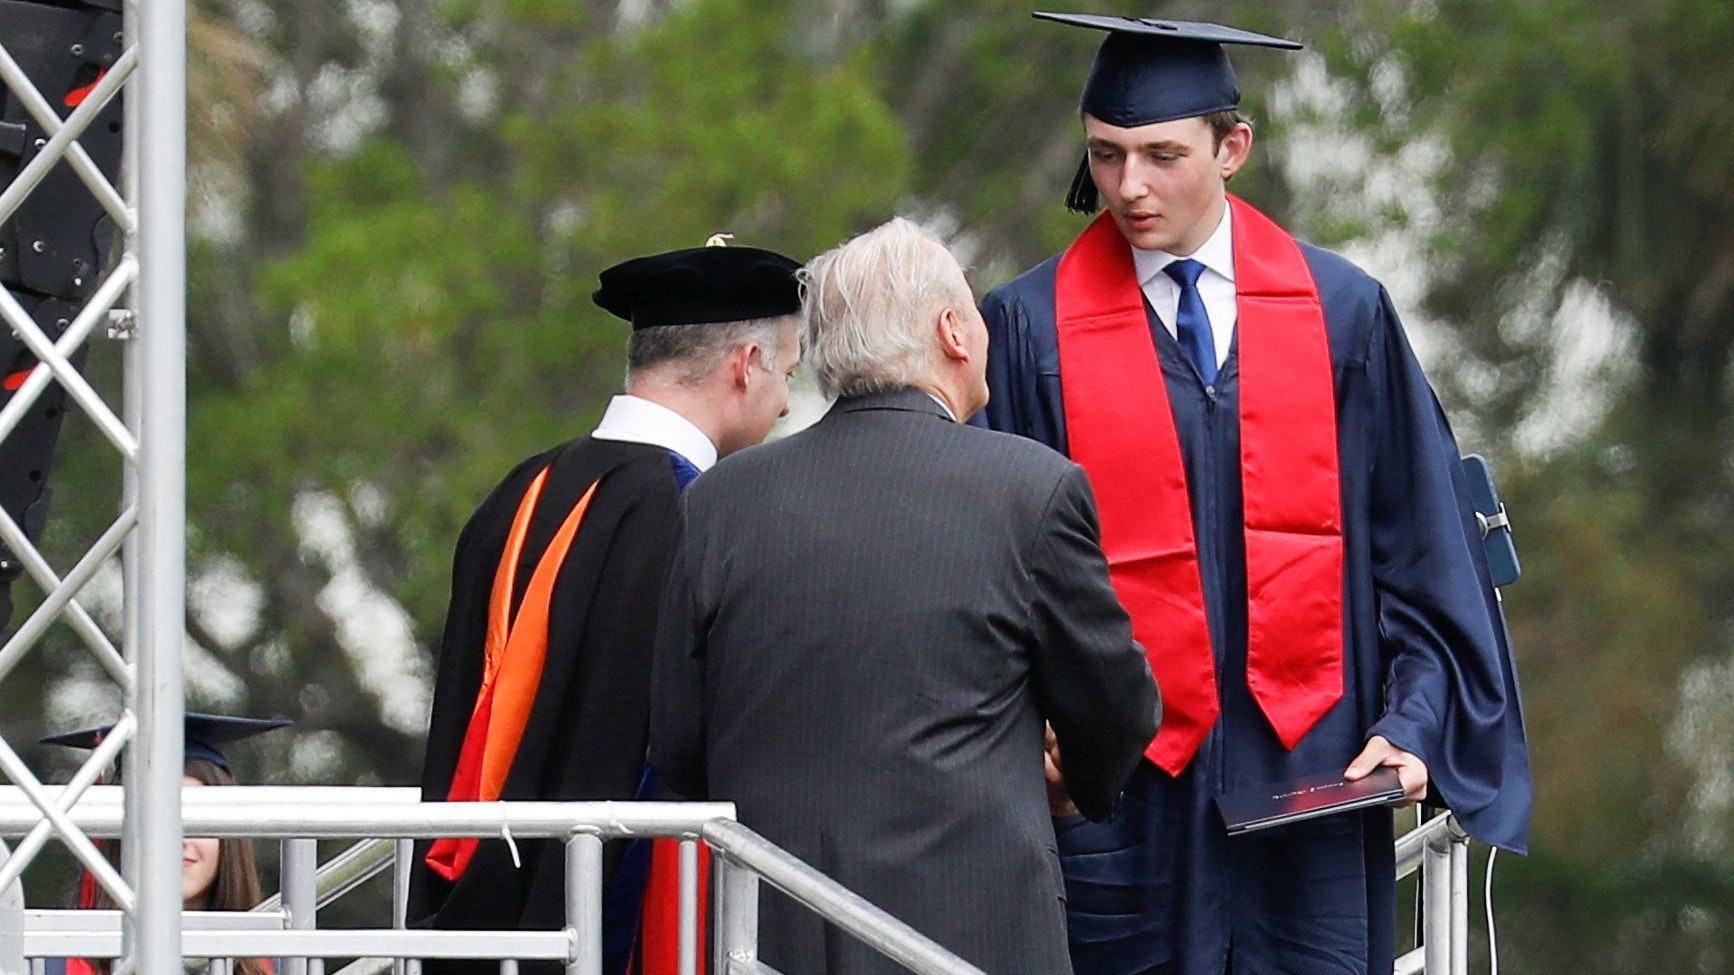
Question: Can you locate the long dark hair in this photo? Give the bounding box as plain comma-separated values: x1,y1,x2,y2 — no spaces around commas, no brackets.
82,758,272,975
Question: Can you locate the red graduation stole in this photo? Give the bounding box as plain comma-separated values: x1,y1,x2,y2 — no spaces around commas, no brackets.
1054,194,1344,775
426,468,601,880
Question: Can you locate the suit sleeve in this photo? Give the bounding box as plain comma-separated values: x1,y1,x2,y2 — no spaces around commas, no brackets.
1026,464,1161,822
1363,287,1532,852
649,507,708,800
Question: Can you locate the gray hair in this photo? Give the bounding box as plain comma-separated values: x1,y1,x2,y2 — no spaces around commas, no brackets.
626,316,789,388
799,217,969,400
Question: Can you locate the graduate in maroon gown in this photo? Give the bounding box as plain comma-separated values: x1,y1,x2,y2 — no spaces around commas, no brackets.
975,14,1531,975
409,241,803,975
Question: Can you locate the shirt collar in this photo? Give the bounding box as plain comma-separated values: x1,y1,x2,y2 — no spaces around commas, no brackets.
924,391,958,422
590,394,719,472
1132,203,1236,287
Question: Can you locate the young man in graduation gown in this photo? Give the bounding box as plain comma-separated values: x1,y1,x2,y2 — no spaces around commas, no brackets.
974,14,1533,975
409,242,803,975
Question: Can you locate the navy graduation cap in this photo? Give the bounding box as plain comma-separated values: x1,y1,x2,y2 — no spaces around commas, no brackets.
1035,12,1302,212
41,712,291,773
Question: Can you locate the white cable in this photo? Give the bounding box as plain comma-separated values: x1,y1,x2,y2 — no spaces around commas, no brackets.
499,807,522,869
1484,846,1500,975
604,800,636,837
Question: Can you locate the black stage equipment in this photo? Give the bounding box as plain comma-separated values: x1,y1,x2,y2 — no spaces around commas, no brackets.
1,0,124,640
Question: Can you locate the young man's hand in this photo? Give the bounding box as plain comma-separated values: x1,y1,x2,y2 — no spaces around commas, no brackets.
1345,734,1429,806
1045,724,1080,818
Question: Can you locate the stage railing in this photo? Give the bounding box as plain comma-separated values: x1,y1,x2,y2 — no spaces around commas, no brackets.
0,787,988,975
2,787,1471,975
1395,811,1472,975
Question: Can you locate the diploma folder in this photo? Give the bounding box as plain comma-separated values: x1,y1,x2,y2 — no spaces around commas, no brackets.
1217,767,1405,835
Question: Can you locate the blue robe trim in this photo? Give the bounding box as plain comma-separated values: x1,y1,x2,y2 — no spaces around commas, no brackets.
668,452,702,491
601,766,661,975
976,243,1530,975
601,450,700,975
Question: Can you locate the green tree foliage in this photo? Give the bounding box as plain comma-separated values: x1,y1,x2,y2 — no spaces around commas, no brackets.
9,0,911,785
1309,1,1734,969
200,0,910,775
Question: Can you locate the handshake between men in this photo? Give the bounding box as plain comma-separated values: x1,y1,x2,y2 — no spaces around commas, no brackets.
414,16,1530,975
651,218,1161,975
410,217,1159,975
411,196,1525,975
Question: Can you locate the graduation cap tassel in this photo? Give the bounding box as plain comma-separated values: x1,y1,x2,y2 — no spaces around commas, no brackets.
1065,155,1100,214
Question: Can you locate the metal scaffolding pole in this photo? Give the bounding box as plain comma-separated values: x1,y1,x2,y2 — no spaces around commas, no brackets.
124,0,188,970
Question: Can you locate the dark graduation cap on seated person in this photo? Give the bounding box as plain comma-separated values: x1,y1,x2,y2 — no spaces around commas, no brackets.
41,712,292,774
1033,12,1302,213
592,236,802,330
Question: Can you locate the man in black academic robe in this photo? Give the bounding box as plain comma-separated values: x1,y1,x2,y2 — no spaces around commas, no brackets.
974,15,1532,975
409,243,803,975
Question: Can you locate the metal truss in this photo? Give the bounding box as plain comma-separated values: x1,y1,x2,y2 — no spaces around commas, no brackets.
0,0,187,971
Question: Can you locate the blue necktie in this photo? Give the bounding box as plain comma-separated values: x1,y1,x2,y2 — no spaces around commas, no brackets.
1163,258,1217,385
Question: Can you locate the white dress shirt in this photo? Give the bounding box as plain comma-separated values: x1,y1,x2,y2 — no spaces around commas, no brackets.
590,394,719,472
1132,205,1237,371
924,391,958,421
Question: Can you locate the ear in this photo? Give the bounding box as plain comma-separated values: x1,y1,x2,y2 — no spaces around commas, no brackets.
1218,122,1253,181
937,306,971,363
729,342,761,390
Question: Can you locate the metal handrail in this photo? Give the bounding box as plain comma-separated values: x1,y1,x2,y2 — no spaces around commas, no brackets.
3,792,985,975
0,795,736,838
1395,811,1466,879
3,790,1465,975
702,819,984,975
25,930,579,962
1394,812,1471,975
0,785,421,813
22,910,291,931
2,840,24,975
253,837,396,914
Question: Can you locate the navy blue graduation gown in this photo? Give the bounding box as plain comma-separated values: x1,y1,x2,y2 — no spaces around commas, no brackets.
975,242,1531,975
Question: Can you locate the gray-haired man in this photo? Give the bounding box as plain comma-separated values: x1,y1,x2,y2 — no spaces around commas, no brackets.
651,217,1160,975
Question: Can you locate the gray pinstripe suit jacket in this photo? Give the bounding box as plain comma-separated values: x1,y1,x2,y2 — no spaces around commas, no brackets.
651,385,1159,975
